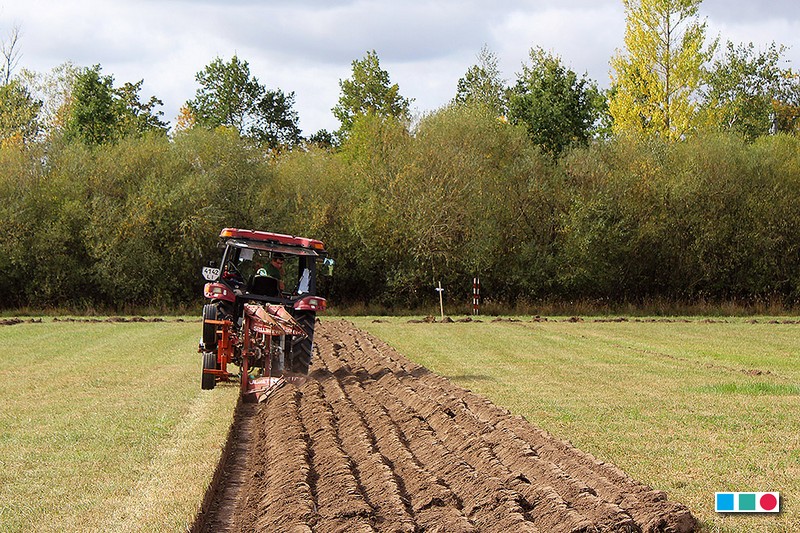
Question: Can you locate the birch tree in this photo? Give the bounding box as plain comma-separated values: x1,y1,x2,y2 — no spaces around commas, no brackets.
609,0,715,140
454,45,506,115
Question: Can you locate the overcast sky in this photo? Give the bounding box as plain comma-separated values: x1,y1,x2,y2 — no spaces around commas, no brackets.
2,0,798,135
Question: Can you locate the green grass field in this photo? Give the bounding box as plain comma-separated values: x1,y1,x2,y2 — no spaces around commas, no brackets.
354,317,800,533
0,319,238,532
1,317,798,532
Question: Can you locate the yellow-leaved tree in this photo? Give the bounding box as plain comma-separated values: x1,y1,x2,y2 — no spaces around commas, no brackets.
609,0,716,140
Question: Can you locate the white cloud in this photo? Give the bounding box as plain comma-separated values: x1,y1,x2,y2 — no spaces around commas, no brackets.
491,4,625,88
707,18,800,63
702,0,800,24
0,0,797,134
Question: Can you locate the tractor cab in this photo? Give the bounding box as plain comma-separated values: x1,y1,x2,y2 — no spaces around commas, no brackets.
202,228,330,315
216,241,318,300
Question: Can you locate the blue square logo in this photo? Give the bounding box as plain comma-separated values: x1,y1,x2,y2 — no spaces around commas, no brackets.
716,493,735,512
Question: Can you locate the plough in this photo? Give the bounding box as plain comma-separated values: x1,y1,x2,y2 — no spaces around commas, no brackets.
202,303,310,402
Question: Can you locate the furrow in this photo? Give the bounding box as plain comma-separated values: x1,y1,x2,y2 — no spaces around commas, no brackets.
247,388,315,532
362,373,538,531
218,320,696,533
377,370,597,532
313,346,418,532
298,378,376,532
333,323,642,531
320,327,536,531
317,329,477,531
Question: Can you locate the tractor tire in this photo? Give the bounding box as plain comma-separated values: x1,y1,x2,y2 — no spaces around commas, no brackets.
289,311,316,375
201,351,217,390
202,303,218,351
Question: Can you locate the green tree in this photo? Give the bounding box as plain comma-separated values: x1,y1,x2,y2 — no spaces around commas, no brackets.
508,47,604,155
63,65,116,145
114,80,168,137
250,88,301,148
773,82,800,135
609,0,716,140
63,65,167,146
307,128,337,149
18,61,78,138
454,45,506,115
186,55,302,148
333,50,411,136
187,55,262,132
701,41,800,139
0,79,42,145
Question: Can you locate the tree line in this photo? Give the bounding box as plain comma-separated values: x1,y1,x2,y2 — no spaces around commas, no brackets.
3,111,799,310
1,0,799,312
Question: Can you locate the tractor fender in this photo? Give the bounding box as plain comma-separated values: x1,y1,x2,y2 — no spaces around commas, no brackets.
293,295,327,312
203,282,235,303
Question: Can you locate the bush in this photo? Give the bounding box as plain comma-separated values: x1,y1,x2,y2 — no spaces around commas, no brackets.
1,111,799,311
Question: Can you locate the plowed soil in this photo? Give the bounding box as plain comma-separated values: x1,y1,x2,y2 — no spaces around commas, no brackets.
195,320,697,532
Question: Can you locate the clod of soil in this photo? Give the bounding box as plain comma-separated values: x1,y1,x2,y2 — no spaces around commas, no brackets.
0,318,42,326
196,320,697,532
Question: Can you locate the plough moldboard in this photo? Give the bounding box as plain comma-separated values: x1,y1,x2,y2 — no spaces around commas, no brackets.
202,302,310,402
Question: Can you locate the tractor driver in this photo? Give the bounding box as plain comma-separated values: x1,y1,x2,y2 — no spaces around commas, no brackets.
257,253,286,291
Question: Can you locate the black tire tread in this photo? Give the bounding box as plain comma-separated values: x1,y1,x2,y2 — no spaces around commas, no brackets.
202,304,219,350
289,312,315,374
201,351,217,390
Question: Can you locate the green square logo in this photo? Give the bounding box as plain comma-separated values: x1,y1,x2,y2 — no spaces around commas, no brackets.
738,493,756,511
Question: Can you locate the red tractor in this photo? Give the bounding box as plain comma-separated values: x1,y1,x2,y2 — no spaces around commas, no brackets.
199,228,332,401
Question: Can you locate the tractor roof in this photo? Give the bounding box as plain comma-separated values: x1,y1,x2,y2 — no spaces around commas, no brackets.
219,228,327,255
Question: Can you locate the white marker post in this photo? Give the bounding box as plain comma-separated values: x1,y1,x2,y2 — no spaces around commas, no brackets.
435,281,445,322
473,277,480,315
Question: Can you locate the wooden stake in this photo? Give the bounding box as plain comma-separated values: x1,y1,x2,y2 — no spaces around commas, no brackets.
436,281,444,321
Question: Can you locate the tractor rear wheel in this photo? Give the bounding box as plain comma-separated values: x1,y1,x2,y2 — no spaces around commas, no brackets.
202,303,219,351
201,351,217,390
289,311,316,374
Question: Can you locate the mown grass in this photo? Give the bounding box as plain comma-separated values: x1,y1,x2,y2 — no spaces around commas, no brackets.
2,316,798,532
354,316,800,533
0,319,238,532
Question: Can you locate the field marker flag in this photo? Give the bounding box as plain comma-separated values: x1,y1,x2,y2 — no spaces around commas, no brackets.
435,281,444,321
715,492,780,513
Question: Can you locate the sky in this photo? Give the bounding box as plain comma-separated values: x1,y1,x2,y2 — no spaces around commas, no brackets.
2,0,798,135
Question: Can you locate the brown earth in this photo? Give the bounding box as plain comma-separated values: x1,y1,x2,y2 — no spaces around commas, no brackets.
195,319,697,532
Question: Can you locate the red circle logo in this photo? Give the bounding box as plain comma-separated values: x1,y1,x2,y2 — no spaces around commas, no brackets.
759,493,778,511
